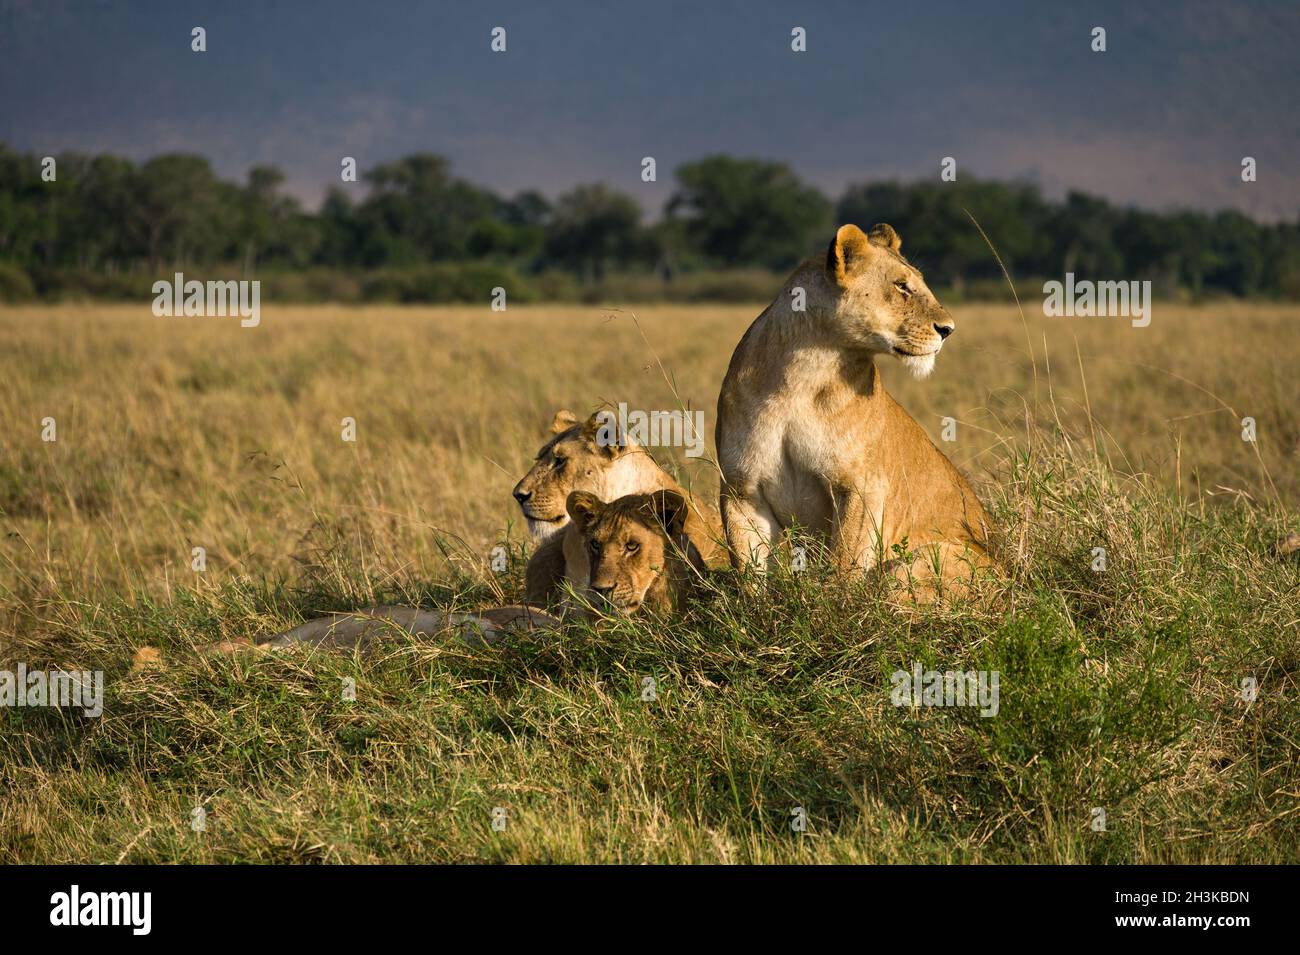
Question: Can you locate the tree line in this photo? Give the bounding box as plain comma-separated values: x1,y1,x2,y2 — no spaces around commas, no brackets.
2,143,1297,300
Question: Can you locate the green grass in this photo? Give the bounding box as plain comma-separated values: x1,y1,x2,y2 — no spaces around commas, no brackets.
4,437,1297,864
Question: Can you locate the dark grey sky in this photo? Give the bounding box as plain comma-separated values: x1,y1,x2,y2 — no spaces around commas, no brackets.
3,0,1297,219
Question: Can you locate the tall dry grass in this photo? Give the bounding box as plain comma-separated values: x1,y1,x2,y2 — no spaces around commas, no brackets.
1,302,1293,602
0,301,1296,863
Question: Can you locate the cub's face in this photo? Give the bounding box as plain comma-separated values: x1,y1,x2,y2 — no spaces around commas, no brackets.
565,490,688,616
512,410,622,539
825,223,955,378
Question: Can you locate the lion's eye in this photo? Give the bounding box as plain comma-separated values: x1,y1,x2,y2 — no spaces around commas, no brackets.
589,540,601,555
895,281,912,298
553,456,566,470
624,541,640,555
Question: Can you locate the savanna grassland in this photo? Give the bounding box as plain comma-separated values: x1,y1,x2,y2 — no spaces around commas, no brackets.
1,301,1297,863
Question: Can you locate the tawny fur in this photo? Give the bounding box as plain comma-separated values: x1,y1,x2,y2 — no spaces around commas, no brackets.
236,605,562,654
716,223,996,593
219,490,707,657
513,409,725,607
565,490,708,616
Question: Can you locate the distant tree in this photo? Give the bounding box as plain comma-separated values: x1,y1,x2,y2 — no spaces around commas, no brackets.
836,181,910,231
68,154,140,269
1050,191,1123,279
495,190,551,262
1205,210,1266,296
1262,222,1300,298
667,156,831,269
838,179,1052,288
0,146,44,263
544,184,647,279
1115,208,1187,295
501,190,551,228
238,165,312,272
130,154,234,269
1164,211,1217,297
647,217,694,276
0,142,1296,300
314,188,360,267
355,154,499,264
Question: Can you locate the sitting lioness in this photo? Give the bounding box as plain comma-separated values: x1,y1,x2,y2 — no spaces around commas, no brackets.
564,489,707,615
512,409,725,607
716,223,994,590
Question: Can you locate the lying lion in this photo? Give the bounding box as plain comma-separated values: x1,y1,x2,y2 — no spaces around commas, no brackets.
169,415,720,659
251,603,563,651
200,488,706,656
717,222,996,593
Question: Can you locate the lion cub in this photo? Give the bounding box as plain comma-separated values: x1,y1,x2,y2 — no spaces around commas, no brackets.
564,490,708,616
513,409,725,607
717,223,994,590
246,490,707,652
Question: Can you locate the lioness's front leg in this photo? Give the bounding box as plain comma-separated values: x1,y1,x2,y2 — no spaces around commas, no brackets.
829,485,886,573
721,490,779,572
524,532,569,607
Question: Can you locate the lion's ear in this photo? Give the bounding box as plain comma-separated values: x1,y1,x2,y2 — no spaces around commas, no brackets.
826,224,875,286
644,489,689,537
868,223,902,252
582,410,625,457
550,409,578,434
566,491,603,531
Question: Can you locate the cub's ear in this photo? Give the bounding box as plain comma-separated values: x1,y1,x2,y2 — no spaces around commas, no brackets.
550,409,579,434
566,491,604,531
826,224,875,286
582,409,626,458
867,223,902,252
645,489,689,537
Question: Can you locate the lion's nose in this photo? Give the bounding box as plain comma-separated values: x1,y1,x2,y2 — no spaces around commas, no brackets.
934,322,954,340
513,488,531,505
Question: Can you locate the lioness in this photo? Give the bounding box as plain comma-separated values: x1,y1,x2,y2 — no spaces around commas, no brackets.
217,490,704,655
513,409,725,606
135,604,562,662
716,223,994,589
251,604,561,652
564,489,707,615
